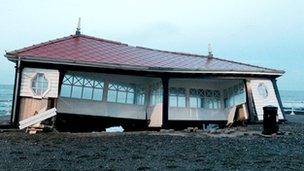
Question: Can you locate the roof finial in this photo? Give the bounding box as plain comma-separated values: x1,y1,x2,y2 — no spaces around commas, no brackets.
76,17,81,36
208,43,213,58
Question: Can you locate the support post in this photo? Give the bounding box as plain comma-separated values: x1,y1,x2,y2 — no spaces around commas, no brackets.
11,57,22,127
102,81,109,102
272,79,286,120
162,77,169,129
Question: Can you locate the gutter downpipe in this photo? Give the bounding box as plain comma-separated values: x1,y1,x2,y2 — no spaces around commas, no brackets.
11,57,21,126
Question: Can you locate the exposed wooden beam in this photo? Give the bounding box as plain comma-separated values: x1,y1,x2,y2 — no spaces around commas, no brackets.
244,79,258,122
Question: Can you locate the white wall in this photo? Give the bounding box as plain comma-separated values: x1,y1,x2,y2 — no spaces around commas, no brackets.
57,97,147,120
169,107,228,121
250,79,284,120
20,68,59,98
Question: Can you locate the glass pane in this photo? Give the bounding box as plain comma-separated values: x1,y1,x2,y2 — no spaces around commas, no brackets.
189,89,197,96
178,96,186,107
206,90,213,97
84,78,93,87
214,90,221,98
37,89,42,96
189,97,197,108
82,87,93,100
136,94,145,105
127,86,135,93
32,79,37,88
151,95,156,106
107,90,117,102
63,75,73,84
117,91,127,103
198,89,205,97
60,85,72,97
212,99,219,109
126,92,134,104
32,73,49,96
156,95,162,104
93,88,103,101
71,86,82,98
169,96,177,107
108,83,116,90
206,99,213,109
42,81,48,92
94,81,104,88
73,76,83,86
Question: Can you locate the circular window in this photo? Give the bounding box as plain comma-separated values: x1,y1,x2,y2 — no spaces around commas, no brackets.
32,73,49,96
257,83,268,98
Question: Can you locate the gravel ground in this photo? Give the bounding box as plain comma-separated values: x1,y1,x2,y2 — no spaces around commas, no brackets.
0,115,304,170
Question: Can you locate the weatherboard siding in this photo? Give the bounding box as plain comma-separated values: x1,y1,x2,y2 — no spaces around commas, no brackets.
20,68,59,98
250,79,283,120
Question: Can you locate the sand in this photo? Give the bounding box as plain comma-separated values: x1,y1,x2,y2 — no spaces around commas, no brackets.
0,115,303,170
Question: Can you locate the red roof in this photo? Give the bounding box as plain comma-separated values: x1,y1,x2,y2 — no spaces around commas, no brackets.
6,34,284,76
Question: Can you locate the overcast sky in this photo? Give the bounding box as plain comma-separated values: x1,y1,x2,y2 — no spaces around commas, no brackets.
0,0,303,90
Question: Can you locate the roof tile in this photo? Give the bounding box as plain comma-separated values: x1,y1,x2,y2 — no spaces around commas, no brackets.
6,34,284,75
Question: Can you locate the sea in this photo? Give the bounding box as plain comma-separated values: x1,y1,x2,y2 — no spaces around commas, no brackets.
0,85,13,116
0,85,303,116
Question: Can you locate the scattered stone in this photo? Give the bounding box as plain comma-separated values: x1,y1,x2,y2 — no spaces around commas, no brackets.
160,129,174,133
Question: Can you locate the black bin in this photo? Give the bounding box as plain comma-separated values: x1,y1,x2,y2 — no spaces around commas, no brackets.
262,106,279,135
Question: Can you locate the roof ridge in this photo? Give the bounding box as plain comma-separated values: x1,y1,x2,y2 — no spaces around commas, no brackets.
135,46,207,58
7,35,75,55
79,34,128,46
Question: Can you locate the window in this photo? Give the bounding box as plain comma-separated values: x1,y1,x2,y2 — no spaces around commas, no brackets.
189,88,221,109
169,87,186,107
107,83,134,104
60,73,104,101
205,90,221,109
258,83,268,98
223,83,246,108
135,87,146,105
32,73,48,96
107,83,145,105
189,89,204,108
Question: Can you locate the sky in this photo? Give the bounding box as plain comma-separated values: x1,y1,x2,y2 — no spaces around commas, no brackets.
0,0,303,90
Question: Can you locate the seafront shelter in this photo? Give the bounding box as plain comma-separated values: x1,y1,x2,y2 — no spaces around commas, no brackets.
4,31,285,131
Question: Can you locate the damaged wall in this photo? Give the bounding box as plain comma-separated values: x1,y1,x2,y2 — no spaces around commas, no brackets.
18,68,59,121
250,79,284,120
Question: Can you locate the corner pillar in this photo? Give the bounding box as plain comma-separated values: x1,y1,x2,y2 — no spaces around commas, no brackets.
271,79,286,120
161,76,169,129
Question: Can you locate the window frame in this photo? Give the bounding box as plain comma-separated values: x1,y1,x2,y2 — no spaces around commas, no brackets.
107,82,145,106
189,89,204,109
169,87,186,108
60,73,104,101
31,73,50,97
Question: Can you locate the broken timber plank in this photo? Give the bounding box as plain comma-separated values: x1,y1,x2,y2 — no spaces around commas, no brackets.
226,106,237,127
19,108,57,130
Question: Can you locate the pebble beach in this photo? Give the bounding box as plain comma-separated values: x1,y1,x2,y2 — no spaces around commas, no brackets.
0,115,303,170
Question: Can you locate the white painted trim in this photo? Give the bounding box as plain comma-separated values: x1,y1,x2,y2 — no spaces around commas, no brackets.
19,108,57,129
6,56,284,76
